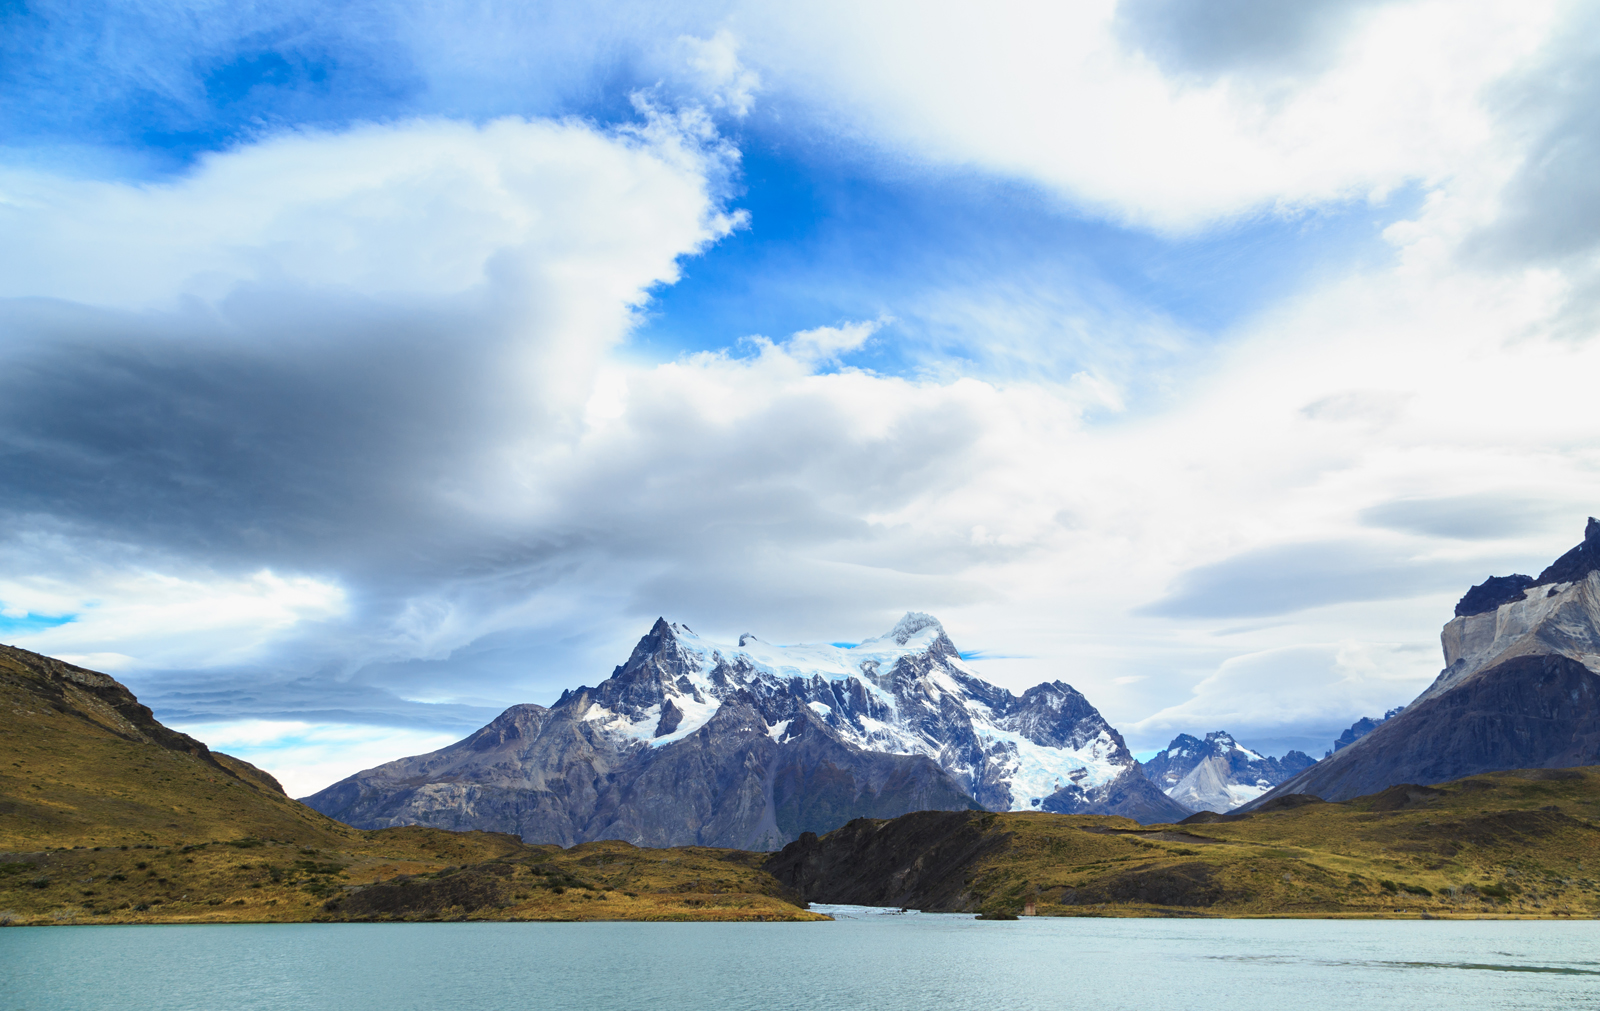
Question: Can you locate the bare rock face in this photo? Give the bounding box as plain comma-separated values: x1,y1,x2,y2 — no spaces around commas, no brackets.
1244,518,1600,807
303,613,1186,847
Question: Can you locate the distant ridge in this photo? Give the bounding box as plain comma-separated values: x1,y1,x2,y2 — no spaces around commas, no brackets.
1142,731,1315,812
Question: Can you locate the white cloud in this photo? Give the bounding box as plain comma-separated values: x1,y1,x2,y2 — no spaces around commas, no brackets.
0,111,739,311
167,720,463,797
8,1,1600,763
1,551,346,670
670,30,761,117
739,0,1557,230
1131,640,1435,743
0,107,741,676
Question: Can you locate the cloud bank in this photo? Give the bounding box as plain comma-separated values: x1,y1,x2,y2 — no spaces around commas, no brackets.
4,1,1600,787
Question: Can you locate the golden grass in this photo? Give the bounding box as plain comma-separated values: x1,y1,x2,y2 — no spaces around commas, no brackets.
9,642,1598,922
0,834,824,925
954,770,1600,919
0,655,821,925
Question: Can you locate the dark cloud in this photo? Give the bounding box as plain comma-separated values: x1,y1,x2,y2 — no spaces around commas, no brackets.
137,667,502,732
0,292,542,577
1113,0,1391,79
1468,17,1600,267
0,284,1009,727
1359,495,1572,541
1140,540,1501,619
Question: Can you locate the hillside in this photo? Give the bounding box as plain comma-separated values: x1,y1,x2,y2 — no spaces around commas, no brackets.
764,767,1600,918
0,644,819,924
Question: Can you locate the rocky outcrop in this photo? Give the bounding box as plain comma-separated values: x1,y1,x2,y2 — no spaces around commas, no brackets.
304,613,1186,847
1456,575,1537,617
1141,731,1314,813
1243,519,1600,807
762,810,1007,910
1329,708,1404,755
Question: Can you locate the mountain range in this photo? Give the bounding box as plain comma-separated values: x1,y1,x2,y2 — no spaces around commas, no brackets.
1246,517,1600,807
21,518,1600,855
1141,731,1315,813
303,613,1189,847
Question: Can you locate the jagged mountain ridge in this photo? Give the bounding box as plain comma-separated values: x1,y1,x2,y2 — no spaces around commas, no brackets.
1246,518,1600,807
1328,707,1405,757
304,613,1188,847
1142,731,1315,813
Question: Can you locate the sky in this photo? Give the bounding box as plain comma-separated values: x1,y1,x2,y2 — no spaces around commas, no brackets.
5,0,1600,796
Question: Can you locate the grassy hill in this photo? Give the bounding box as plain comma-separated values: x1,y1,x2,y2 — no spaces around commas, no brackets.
9,641,1599,923
0,644,820,925
764,770,1600,919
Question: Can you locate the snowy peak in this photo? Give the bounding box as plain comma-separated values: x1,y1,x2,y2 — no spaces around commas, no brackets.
304,612,1192,845
1143,730,1315,813
554,615,1173,817
884,611,944,646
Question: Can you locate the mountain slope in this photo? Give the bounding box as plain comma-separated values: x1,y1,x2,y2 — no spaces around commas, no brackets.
305,614,1188,846
0,642,337,850
1246,518,1600,806
1142,732,1315,812
764,766,1600,918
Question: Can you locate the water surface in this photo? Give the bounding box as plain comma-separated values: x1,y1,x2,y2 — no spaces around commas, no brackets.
4,914,1597,1010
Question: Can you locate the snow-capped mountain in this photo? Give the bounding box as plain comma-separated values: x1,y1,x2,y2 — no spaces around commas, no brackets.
1141,731,1315,813
1248,517,1600,807
304,613,1187,848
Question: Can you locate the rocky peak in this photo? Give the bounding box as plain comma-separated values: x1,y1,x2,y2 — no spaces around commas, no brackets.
1142,729,1314,812
1535,516,1600,586
1455,574,1536,617
887,612,943,645
1005,681,1127,755
1329,707,1405,755
1454,518,1600,618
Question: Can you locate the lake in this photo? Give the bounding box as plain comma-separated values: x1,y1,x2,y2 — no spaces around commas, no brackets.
3,909,1597,1010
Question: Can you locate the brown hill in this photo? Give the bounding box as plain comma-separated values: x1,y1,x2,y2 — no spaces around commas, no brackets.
0,644,819,925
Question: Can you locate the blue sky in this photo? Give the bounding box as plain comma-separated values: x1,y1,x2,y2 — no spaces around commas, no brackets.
4,0,1600,794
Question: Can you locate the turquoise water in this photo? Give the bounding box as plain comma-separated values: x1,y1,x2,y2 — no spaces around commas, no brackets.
3,913,1597,1010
